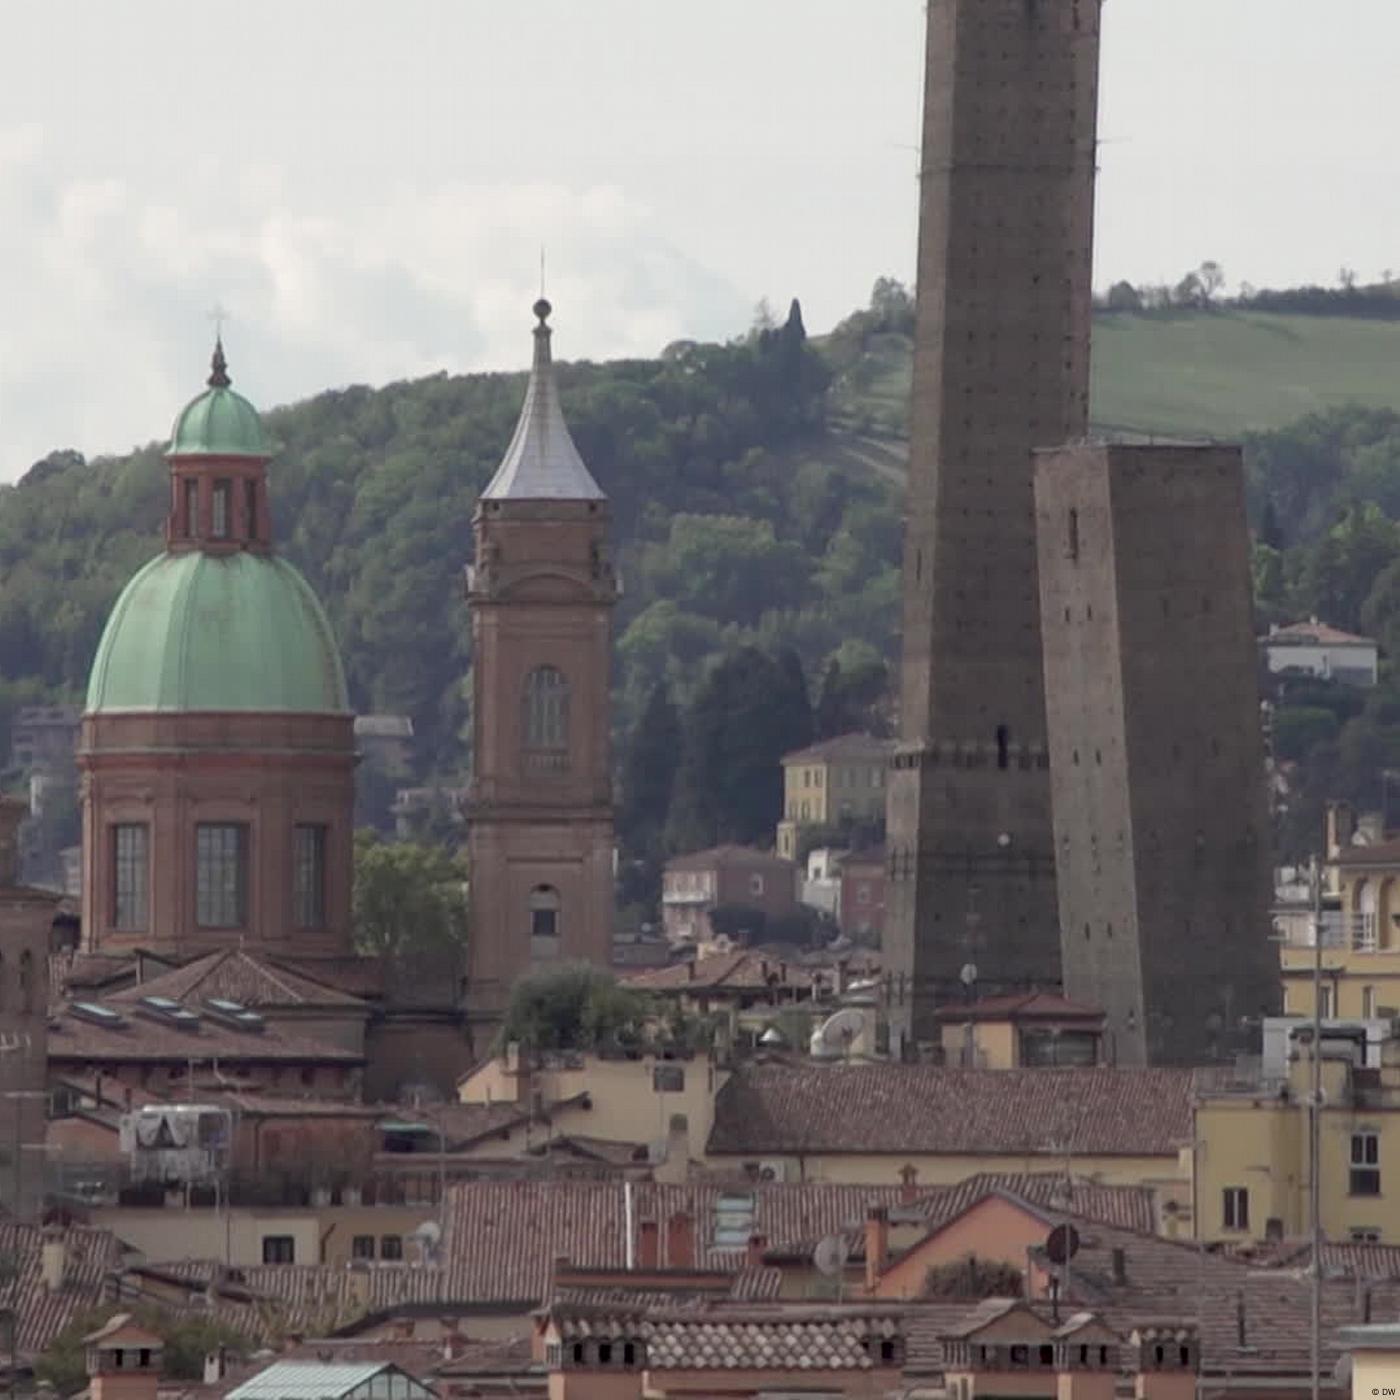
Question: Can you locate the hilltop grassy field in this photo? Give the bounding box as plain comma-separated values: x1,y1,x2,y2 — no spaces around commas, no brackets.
827,310,1400,445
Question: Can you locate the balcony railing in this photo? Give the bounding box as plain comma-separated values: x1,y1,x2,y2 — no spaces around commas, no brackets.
1287,911,1383,952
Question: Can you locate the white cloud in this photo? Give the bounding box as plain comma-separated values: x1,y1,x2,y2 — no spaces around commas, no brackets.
0,129,750,480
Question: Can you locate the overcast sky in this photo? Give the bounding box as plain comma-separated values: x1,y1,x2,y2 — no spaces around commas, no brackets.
1,0,1396,479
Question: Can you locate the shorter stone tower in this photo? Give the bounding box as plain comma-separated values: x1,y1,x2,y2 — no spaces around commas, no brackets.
1035,443,1278,1064
466,301,617,1016
0,795,59,1220
81,343,356,958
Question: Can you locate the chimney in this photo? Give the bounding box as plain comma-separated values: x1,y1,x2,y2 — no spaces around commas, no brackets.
85,1317,163,1400
1235,1292,1247,1349
344,1259,371,1311
899,1164,919,1205
0,795,25,887
1111,1247,1127,1287
654,1113,690,1185
203,1349,227,1385
505,1040,520,1075
441,1317,462,1362
865,1206,889,1291
687,959,696,982
41,1227,66,1293
638,1219,660,1270
666,1211,695,1270
746,1232,768,1269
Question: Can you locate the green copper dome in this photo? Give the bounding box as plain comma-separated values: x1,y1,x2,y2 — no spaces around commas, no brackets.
86,552,349,714
168,340,269,457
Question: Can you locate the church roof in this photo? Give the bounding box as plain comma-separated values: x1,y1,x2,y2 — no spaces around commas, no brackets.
480,299,605,502
106,948,368,1010
168,339,269,458
85,551,349,715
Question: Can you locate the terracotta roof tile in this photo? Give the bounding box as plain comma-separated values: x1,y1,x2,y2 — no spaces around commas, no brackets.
0,1222,126,1358
49,1002,363,1066
665,845,794,872
1334,838,1400,867
267,955,388,999
780,733,895,766
549,1302,905,1371
625,952,815,992
1267,620,1373,647
707,1064,1204,1158
434,1181,921,1303
109,950,368,1009
933,992,1105,1023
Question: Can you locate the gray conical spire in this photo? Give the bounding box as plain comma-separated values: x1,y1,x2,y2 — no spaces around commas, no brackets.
480,299,605,501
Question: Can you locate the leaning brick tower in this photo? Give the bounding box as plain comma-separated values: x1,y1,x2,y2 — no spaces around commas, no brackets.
886,0,1103,1043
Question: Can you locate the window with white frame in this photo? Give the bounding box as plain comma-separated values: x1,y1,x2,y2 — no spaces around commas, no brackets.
1222,1186,1249,1232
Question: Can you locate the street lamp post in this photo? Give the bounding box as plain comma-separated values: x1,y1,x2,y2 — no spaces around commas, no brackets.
1309,858,1324,1400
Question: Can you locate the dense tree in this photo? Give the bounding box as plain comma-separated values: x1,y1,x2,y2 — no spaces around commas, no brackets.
496,963,650,1053
619,681,680,856
352,832,468,993
668,646,812,851
814,644,891,739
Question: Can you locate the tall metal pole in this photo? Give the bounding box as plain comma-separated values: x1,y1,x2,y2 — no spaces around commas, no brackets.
1310,857,1323,1400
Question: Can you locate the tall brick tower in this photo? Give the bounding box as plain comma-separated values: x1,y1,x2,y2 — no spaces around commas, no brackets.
0,795,58,1221
466,300,617,1017
1035,444,1279,1064
886,0,1103,1042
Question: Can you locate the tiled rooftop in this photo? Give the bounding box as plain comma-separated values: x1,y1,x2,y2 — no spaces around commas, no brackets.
549,1302,905,1371
625,951,817,993
1267,620,1373,647
708,1063,1207,1157
932,992,1105,1023
109,948,368,1009
780,732,895,765
1,1221,126,1358
48,1001,364,1066
666,844,794,871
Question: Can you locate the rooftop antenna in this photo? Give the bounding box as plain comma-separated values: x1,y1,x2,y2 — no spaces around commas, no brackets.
813,1234,849,1302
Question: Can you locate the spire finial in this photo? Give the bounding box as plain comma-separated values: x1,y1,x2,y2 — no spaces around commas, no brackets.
207,336,231,389
206,304,232,388
533,296,552,326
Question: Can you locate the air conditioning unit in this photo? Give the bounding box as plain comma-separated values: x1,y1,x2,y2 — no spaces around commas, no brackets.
756,1159,788,1183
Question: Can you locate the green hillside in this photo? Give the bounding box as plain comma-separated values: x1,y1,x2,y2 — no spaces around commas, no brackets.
827,310,1400,446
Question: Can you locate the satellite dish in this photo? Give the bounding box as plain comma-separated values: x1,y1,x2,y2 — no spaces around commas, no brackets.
1045,1224,1081,1265
809,1008,868,1059
813,1234,850,1277
959,963,979,987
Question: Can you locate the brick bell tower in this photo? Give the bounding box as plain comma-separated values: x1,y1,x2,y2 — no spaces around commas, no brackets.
466,300,617,1017
886,0,1103,1045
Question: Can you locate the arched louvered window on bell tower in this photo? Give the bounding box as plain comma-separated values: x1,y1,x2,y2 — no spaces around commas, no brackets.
522,666,570,772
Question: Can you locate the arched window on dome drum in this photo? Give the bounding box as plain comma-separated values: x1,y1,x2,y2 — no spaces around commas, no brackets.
183,478,198,539
18,950,33,1015
530,884,561,939
522,666,570,771
245,479,259,543
211,480,231,540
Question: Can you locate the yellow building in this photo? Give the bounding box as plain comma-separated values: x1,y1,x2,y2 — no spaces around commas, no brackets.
1194,1025,1400,1244
459,1044,724,1169
1279,836,1400,1020
775,733,893,859
1339,1325,1400,1400
935,992,1106,1068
